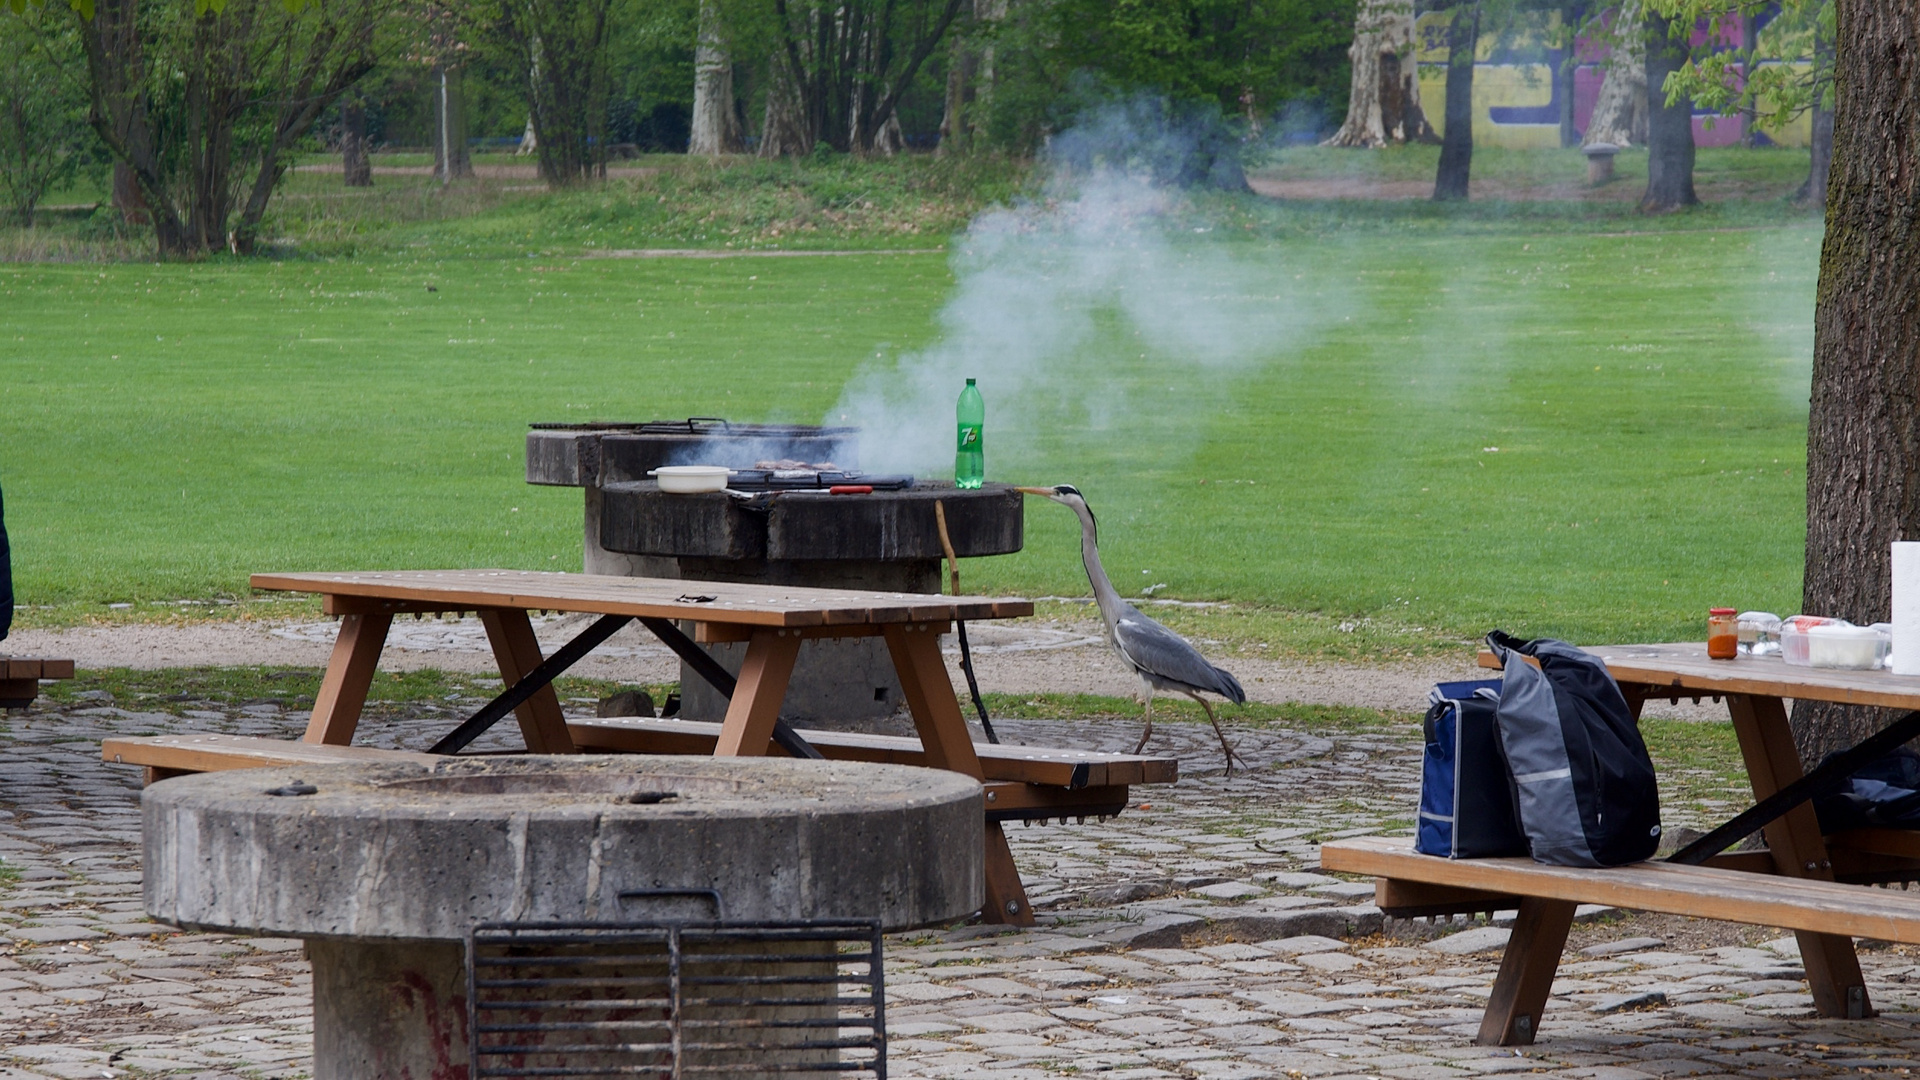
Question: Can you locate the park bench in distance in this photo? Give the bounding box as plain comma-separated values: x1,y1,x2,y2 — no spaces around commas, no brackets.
1,657,75,710
1325,642,1920,1048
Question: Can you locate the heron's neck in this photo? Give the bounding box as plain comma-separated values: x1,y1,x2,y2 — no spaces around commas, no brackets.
1077,513,1128,625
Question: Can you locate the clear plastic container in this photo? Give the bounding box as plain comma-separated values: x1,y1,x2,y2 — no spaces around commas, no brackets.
1807,623,1882,669
1781,615,1839,667
1737,611,1783,656
1871,623,1894,669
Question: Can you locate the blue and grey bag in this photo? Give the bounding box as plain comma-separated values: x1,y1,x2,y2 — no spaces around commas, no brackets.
1487,631,1662,867
1417,679,1529,858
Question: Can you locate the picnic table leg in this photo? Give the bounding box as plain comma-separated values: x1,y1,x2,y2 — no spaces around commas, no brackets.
1726,693,1873,1019
883,622,1035,927
1475,896,1576,1046
713,629,803,757
303,612,392,745
477,609,576,754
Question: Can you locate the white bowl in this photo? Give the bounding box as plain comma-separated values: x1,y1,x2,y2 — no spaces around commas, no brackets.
649,465,733,493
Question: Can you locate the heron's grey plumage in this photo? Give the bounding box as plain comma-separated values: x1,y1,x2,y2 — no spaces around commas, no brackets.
1112,608,1247,703
1024,484,1247,772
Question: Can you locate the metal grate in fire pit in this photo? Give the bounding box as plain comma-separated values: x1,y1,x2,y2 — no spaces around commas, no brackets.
467,918,887,1078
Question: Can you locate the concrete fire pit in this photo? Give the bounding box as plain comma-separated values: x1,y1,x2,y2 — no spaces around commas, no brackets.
527,420,1025,729
144,756,983,1079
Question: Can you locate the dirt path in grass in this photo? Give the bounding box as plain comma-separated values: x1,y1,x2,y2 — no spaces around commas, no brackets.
289,162,658,180
4,614,1721,718
1246,174,1800,204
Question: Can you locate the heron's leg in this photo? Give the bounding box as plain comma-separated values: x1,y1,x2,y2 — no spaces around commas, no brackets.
1133,694,1155,755
1191,693,1246,776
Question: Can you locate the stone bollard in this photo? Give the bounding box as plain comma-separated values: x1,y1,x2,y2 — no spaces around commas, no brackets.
144,757,983,1079
1584,142,1621,186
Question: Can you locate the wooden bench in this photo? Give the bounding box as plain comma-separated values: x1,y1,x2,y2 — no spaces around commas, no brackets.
2,657,75,710
101,720,1171,823
568,716,1172,822
103,733,438,786
1323,834,1920,1045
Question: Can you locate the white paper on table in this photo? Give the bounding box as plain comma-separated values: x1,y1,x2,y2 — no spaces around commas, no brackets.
1892,542,1920,674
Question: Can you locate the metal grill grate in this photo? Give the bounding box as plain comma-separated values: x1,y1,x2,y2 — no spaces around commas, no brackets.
467,919,886,1078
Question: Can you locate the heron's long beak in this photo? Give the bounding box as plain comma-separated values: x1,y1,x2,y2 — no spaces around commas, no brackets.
1015,486,1054,497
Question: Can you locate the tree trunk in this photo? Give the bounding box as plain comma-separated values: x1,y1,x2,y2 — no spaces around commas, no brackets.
434,65,473,182
1433,2,1478,201
111,161,149,225
1792,0,1920,765
937,25,978,155
1639,10,1697,211
759,50,811,157
1325,0,1432,147
1800,102,1834,205
1738,8,1759,146
1584,2,1644,147
873,109,904,155
689,0,742,155
341,98,372,186
1558,3,1582,148
1797,26,1835,206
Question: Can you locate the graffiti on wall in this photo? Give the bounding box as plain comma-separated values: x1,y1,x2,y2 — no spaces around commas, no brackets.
1413,7,1813,149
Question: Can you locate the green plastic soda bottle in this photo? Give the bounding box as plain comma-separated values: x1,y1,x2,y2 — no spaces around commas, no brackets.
955,378,984,489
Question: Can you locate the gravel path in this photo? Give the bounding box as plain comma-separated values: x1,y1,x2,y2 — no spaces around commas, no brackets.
3,615,1721,720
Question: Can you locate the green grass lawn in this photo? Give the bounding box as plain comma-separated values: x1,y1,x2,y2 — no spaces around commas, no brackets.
0,151,1824,656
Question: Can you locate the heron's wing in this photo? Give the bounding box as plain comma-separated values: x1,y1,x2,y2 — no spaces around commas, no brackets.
1110,603,1246,703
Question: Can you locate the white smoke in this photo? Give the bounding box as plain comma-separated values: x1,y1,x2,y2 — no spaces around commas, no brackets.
828,117,1338,479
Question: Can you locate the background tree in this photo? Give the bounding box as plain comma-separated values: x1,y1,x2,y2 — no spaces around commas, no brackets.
1659,0,1833,204
481,0,615,181
1432,0,1478,200
1794,0,1920,763
1582,1,1646,146
936,0,1001,154
1325,0,1432,147
1639,5,1697,209
688,0,742,154
743,0,967,155
339,92,373,184
71,0,388,255
0,4,95,226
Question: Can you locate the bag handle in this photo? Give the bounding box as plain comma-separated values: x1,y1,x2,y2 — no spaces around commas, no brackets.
1485,629,1534,666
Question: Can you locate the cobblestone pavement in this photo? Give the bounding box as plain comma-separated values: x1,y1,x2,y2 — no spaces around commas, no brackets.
8,695,1920,1078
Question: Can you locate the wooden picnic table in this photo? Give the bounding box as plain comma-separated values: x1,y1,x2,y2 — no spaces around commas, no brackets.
1322,642,1920,1045
104,569,1178,926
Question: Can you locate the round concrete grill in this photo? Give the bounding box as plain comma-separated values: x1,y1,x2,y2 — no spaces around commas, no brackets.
143,756,983,1078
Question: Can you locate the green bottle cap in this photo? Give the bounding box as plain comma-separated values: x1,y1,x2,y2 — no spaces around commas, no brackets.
966,378,976,385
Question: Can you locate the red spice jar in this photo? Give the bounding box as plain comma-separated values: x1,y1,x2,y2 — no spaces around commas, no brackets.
1708,607,1739,659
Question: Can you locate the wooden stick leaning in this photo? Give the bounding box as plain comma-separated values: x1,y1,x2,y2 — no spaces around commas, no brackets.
935,501,1000,744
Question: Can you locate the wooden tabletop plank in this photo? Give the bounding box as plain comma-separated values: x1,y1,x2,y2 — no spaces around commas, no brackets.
250,570,1034,627
1476,642,1920,710
1323,835,1920,945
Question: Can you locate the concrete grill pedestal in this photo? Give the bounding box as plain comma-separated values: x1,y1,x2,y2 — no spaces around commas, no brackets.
143,756,983,1079
528,423,1025,730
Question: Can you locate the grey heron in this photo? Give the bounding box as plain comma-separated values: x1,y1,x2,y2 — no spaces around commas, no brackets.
1017,484,1248,773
